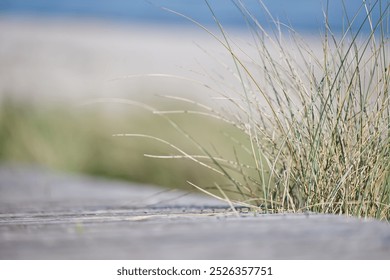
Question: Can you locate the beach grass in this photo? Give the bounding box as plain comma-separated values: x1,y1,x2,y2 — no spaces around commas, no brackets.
0,98,245,190
120,0,389,220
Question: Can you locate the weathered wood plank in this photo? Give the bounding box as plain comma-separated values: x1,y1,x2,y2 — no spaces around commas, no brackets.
1,164,389,259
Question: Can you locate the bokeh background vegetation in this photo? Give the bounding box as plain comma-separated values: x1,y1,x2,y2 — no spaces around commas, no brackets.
0,98,250,191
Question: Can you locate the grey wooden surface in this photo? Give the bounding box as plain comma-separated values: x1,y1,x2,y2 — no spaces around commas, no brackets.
0,164,389,259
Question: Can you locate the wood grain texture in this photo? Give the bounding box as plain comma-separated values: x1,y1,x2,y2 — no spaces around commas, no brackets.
1,164,389,259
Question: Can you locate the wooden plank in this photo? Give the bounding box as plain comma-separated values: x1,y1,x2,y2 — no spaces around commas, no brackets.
1,164,390,259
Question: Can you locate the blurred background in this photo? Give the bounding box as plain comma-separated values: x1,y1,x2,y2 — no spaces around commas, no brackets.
0,0,376,190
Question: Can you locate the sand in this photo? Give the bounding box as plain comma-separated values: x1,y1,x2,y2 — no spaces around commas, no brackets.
0,17,230,106
0,16,324,109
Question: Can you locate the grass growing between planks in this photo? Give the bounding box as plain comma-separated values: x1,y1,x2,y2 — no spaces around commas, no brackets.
120,0,389,220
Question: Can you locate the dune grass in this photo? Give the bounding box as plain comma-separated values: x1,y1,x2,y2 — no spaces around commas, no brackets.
119,0,389,220
0,98,244,190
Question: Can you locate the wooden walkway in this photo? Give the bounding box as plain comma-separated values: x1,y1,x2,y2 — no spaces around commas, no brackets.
0,164,389,259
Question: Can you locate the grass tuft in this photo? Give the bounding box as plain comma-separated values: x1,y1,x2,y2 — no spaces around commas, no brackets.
139,0,389,220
